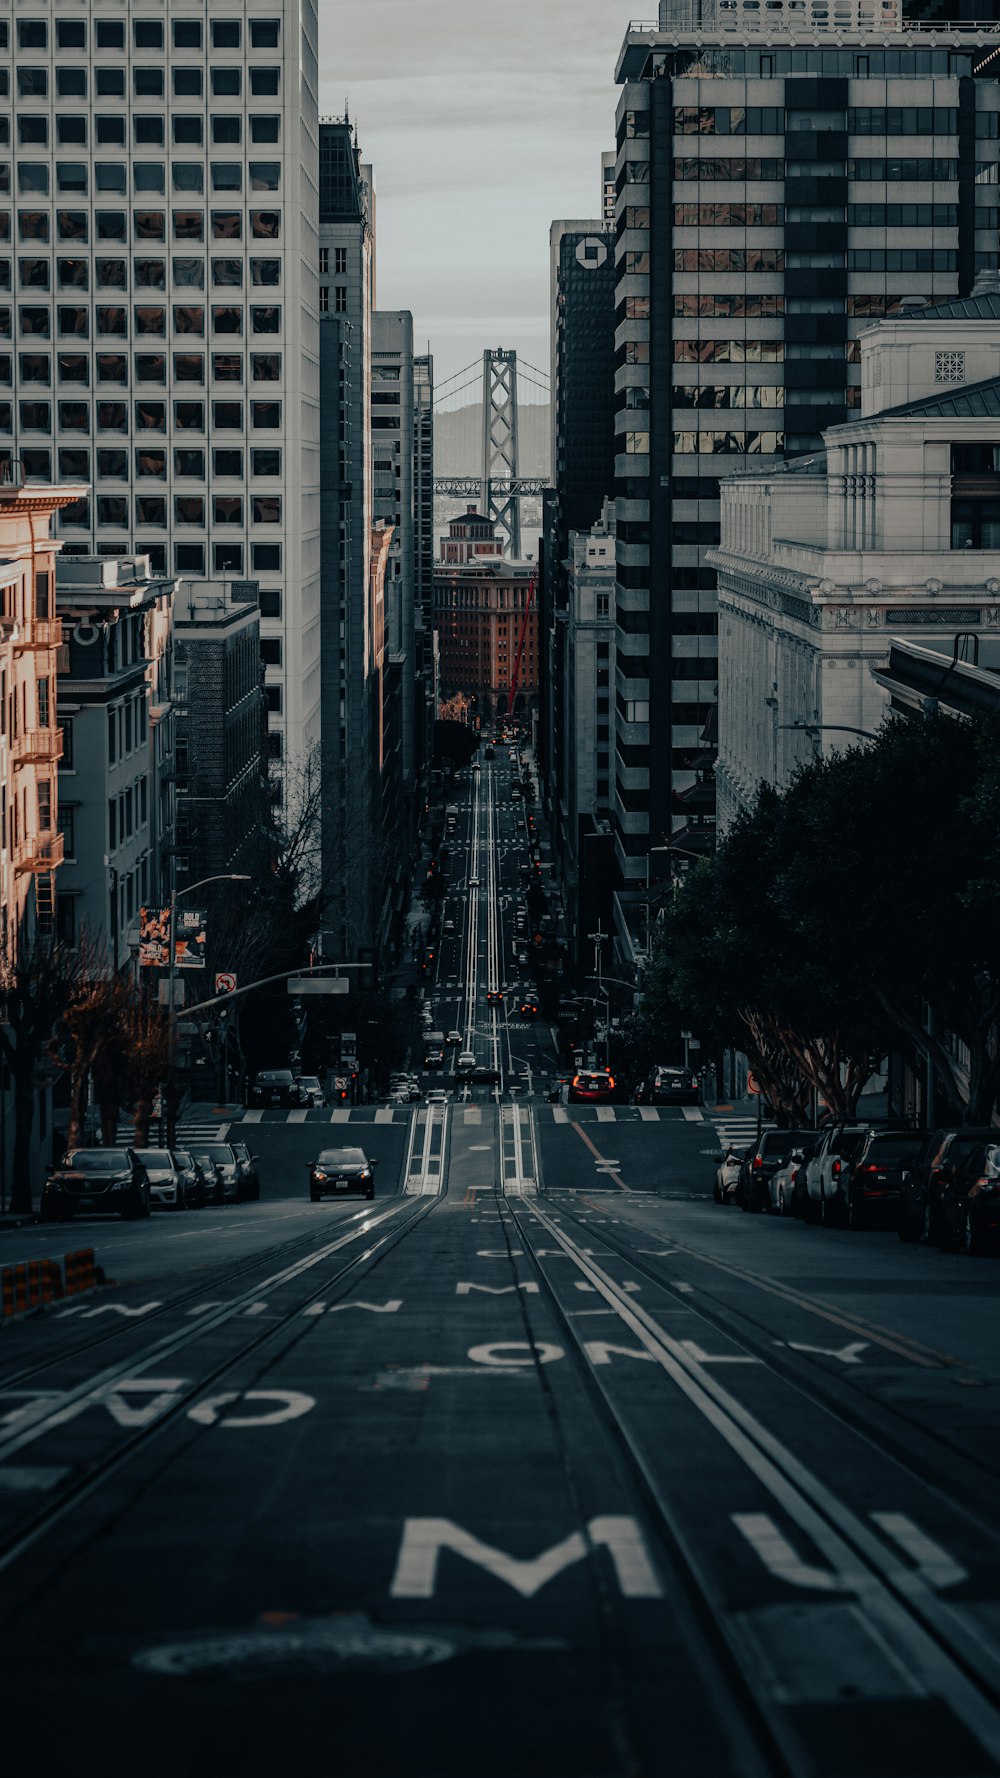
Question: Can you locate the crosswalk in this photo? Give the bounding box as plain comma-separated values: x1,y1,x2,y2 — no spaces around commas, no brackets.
709,1113,772,1155
114,1103,714,1139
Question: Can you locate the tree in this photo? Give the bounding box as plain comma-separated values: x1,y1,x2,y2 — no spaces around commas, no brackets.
438,692,472,725
53,949,127,1150
434,720,479,770
0,920,82,1213
123,992,170,1147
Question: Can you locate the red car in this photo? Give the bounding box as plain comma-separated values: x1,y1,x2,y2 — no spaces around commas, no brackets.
569,1070,615,1104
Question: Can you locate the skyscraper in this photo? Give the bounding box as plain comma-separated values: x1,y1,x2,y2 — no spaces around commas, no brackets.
0,1,320,782
611,0,1000,884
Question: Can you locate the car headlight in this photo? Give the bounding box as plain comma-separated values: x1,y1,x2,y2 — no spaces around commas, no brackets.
313,1170,326,1181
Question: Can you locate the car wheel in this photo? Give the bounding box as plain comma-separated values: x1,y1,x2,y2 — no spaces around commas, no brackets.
801,1193,820,1226
713,1180,723,1204
962,1208,984,1257
775,1186,784,1217
310,1189,322,1203
365,1189,375,1201
847,1191,864,1232
897,1209,921,1243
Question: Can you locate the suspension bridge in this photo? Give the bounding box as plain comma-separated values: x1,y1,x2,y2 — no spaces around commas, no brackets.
433,348,550,558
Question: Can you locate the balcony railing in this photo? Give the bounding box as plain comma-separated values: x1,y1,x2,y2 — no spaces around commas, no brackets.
11,619,64,653
10,727,64,766
12,831,64,874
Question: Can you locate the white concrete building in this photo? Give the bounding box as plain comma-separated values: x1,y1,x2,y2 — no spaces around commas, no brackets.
0,0,320,782
710,284,1000,829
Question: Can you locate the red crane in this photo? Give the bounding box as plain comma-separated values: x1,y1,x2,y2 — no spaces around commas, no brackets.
506,566,537,717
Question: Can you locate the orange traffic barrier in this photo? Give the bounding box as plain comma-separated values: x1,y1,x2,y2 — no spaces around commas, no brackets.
1,1257,64,1318
64,1248,97,1296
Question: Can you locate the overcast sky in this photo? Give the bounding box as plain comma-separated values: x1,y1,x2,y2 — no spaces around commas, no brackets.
320,0,630,397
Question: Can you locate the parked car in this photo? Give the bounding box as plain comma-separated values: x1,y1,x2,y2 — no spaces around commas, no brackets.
171,1150,210,1209
801,1123,871,1225
295,1075,326,1108
41,1148,151,1222
844,1127,926,1230
898,1127,997,1245
309,1147,378,1202
736,1129,814,1213
713,1146,745,1205
938,1141,1000,1254
135,1149,188,1211
769,1140,819,1216
196,1143,246,1203
569,1070,616,1105
648,1064,700,1107
249,1069,302,1109
230,1142,261,1202
192,1153,225,1206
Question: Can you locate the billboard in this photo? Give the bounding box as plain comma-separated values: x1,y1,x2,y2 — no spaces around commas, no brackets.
139,906,208,969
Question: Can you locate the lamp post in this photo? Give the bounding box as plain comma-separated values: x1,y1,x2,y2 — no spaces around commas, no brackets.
165,871,250,1145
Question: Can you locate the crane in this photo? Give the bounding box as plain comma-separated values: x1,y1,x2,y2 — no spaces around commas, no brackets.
506,566,537,717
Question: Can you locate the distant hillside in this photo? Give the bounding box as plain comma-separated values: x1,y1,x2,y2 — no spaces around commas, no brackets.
434,401,550,481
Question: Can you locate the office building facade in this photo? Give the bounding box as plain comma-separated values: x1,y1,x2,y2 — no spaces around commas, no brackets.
0,0,320,781
434,510,538,718
611,0,1000,882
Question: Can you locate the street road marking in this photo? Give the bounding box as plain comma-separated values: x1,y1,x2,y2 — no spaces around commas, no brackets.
553,1108,569,1124
678,1340,759,1366
463,1108,483,1125
244,1110,263,1124
326,1299,402,1315
585,1342,655,1365
188,1390,315,1428
0,1466,71,1491
375,1108,395,1124
288,1109,309,1124
595,1107,615,1123
682,1106,704,1122
102,1379,186,1427
869,1515,968,1592
331,1108,351,1123
734,1514,842,1592
572,1123,632,1193
638,1107,659,1122
76,1302,160,1319
456,1282,539,1296
467,1342,563,1366
477,1249,523,1256
787,1340,869,1366
390,1516,663,1601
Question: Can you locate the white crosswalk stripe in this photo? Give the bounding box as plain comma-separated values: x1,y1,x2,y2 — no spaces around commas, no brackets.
711,1114,772,1153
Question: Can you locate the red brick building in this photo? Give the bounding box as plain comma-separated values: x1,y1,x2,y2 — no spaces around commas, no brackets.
433,509,538,716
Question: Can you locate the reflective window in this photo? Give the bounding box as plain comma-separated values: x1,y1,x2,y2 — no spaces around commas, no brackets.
213,447,242,475
57,69,87,99
212,20,241,47
135,402,166,431
97,213,127,241
135,119,165,146
173,163,204,193
212,259,243,287
173,257,204,288
135,165,166,195
174,494,205,523
97,402,128,431
135,353,166,382
212,118,241,145
18,211,49,242
135,307,166,336
212,69,241,96
250,162,280,192
96,69,125,97
250,116,280,144
173,211,204,240
174,305,204,335
212,306,242,334
173,69,203,97
251,211,280,239
212,211,241,239
251,306,280,334
173,117,204,145
57,164,88,195
135,448,166,478
174,447,205,475
97,449,128,478
174,353,204,382
57,305,88,337
96,306,127,335
96,355,127,383
212,353,243,381
96,165,127,195
174,401,204,430
136,259,166,288
97,118,127,145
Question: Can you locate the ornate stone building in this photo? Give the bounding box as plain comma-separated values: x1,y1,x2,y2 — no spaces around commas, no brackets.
710,284,1000,829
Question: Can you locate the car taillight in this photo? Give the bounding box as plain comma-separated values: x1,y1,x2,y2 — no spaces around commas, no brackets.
753,1156,763,1169
862,1163,879,1174
832,1160,841,1175
608,1077,615,1089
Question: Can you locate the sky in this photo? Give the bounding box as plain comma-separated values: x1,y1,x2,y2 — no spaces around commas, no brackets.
320,0,632,396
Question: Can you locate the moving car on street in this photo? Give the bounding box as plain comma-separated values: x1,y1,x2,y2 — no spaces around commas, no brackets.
294,1075,326,1107
249,1069,302,1109
41,1149,151,1222
308,1147,378,1202
569,1070,616,1105
456,1051,477,1079
648,1064,700,1106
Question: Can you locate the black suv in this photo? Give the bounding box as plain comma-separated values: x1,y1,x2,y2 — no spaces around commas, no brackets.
844,1127,926,1231
737,1129,814,1213
898,1127,997,1245
41,1148,151,1222
249,1069,302,1108
647,1065,700,1106
939,1141,1000,1254
309,1147,378,1202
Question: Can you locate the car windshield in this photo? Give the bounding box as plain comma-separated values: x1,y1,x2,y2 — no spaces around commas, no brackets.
298,1077,321,1090
260,1071,294,1084
761,1131,812,1158
203,1145,236,1164
317,1149,366,1167
65,1151,131,1174
135,1151,174,1171
172,1152,194,1167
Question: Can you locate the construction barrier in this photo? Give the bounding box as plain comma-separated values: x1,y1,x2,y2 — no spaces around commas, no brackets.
64,1248,97,1296
1,1256,65,1318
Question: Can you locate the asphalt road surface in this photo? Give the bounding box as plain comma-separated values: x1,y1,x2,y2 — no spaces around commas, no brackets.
3,755,1000,1776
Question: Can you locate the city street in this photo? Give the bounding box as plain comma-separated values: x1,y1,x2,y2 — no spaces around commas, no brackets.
2,755,1000,1776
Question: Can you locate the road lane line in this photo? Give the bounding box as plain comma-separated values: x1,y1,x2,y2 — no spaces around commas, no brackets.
571,1122,632,1194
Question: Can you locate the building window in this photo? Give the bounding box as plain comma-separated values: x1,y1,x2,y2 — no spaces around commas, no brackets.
334,286,348,313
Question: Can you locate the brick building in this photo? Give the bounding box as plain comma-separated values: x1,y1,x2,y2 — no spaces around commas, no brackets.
433,509,538,719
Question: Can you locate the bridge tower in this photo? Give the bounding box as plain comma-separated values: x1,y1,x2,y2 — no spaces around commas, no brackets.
481,349,521,559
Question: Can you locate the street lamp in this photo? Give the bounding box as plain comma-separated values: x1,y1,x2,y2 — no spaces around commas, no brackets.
778,721,877,742
166,871,250,1143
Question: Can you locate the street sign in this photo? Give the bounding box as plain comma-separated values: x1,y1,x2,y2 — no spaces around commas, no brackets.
215,972,237,995
747,1073,761,1095
288,976,349,995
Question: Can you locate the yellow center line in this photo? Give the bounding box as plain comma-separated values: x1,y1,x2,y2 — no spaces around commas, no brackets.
571,1122,632,1194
